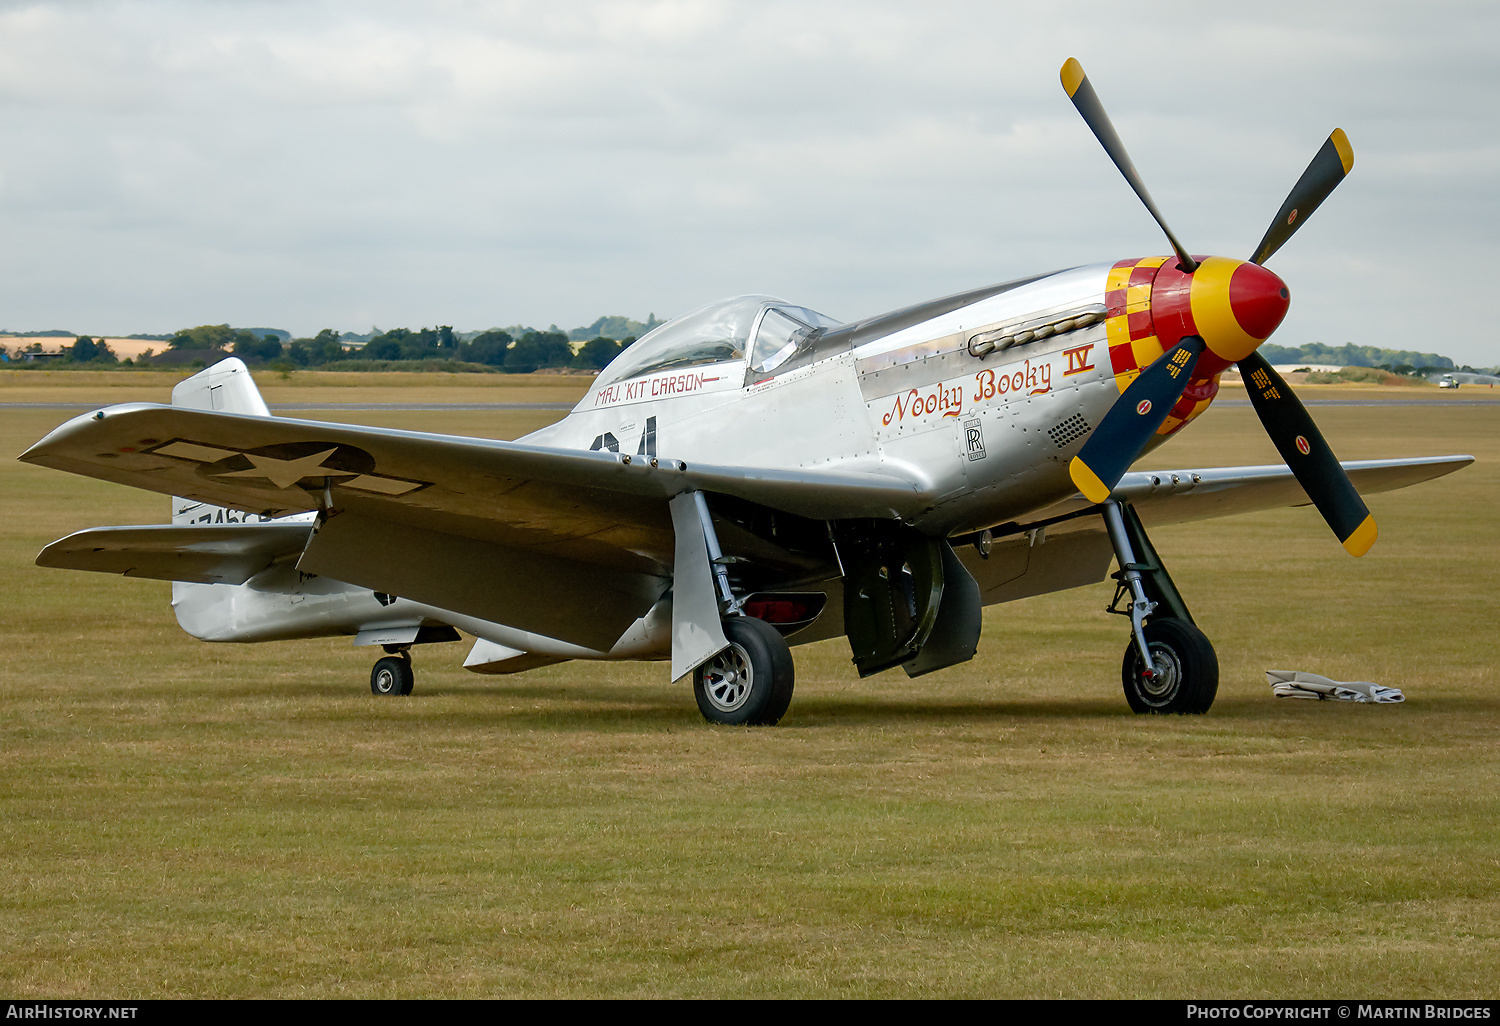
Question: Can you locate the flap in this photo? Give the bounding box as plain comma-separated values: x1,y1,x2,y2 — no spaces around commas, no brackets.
297,508,666,653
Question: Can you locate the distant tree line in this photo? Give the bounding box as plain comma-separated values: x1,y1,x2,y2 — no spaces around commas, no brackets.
1259,342,1457,371
2,319,652,371
567,313,663,343
252,327,633,371
154,322,636,372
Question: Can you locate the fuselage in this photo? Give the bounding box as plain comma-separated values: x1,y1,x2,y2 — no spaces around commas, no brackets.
172,254,1285,667
524,260,1232,539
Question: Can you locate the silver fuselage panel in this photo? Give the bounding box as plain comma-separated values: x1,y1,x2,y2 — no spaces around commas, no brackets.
527,264,1133,538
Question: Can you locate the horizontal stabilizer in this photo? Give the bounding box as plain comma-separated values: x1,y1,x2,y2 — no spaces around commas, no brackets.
37,522,313,585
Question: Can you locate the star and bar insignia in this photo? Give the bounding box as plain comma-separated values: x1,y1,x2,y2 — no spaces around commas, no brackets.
142,438,428,496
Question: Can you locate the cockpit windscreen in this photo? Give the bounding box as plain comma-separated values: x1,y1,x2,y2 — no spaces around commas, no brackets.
595,295,843,389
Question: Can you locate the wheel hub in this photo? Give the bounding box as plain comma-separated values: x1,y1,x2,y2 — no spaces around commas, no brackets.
700,643,754,714
1139,644,1182,701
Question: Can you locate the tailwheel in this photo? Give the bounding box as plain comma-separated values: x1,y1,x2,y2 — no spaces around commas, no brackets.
693,616,795,726
1121,617,1218,714
371,652,414,696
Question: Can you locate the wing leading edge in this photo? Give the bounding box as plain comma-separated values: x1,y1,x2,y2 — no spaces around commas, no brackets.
22,402,928,653
22,402,928,551
1003,455,1474,535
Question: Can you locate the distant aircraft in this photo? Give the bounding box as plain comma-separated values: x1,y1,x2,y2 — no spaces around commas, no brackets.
21,60,1470,723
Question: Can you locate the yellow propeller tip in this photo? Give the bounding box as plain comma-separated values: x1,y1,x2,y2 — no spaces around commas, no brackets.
1341,514,1377,557
1060,58,1085,97
1330,128,1354,175
1069,457,1112,504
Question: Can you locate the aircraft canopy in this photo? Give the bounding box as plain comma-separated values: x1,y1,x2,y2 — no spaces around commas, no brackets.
595,295,840,388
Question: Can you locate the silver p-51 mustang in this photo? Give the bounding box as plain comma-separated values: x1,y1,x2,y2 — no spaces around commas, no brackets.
22,61,1470,723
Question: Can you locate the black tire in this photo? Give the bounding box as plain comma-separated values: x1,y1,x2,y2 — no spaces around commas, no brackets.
371,655,414,696
693,617,795,726
1121,617,1218,714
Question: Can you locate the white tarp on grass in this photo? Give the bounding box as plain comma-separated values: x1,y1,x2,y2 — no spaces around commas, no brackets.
1268,669,1404,703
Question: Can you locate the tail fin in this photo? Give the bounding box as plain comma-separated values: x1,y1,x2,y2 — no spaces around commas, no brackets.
165,359,329,640
171,356,270,416
171,358,274,526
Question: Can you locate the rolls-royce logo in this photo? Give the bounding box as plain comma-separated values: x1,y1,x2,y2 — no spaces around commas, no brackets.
964,419,986,461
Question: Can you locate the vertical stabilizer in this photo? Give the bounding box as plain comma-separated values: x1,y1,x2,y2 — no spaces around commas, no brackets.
166,357,310,635
170,358,274,525
171,357,271,417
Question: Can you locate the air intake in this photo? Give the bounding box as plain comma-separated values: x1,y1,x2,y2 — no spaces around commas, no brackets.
1048,413,1091,448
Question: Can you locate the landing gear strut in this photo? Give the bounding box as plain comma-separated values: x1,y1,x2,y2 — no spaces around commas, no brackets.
370,648,414,696
1102,500,1218,714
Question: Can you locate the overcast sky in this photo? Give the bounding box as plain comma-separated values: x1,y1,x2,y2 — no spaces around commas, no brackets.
0,0,1495,365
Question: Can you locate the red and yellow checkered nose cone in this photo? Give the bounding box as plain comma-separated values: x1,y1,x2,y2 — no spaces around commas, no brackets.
1147,257,1291,364
1188,257,1290,363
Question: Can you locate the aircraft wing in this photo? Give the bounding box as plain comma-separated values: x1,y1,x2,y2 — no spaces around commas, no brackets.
21,402,928,531
1124,456,1474,527
950,454,1474,614
36,522,314,585
21,403,928,651
1008,455,1474,535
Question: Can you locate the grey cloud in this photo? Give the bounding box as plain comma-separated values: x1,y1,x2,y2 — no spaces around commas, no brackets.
0,0,1494,365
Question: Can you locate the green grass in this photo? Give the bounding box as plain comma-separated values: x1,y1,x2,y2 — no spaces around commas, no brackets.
1,389,1496,998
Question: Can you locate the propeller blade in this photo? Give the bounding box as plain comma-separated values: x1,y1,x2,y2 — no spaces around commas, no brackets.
1070,335,1206,503
1061,57,1198,273
1237,351,1376,555
1248,129,1354,266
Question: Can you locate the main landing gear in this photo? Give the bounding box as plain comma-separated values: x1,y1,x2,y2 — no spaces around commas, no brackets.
693,616,796,726
1120,617,1218,714
1102,500,1219,714
370,647,415,696
678,490,797,726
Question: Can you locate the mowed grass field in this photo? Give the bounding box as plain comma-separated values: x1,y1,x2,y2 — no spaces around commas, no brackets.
2,373,1496,998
